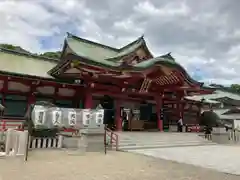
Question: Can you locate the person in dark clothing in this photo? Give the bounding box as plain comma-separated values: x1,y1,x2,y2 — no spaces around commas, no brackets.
204,126,213,140
177,118,183,132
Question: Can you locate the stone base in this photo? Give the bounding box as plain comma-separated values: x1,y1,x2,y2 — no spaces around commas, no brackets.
62,132,105,153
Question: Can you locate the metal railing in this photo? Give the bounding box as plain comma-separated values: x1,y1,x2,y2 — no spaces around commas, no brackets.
105,127,119,151
203,130,240,143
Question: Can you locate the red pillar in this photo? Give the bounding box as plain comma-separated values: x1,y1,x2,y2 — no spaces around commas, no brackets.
177,92,184,119
84,91,93,109
28,93,36,106
156,95,163,131
115,100,122,131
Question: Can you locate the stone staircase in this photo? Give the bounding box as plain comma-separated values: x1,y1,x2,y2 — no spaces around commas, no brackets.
116,132,216,151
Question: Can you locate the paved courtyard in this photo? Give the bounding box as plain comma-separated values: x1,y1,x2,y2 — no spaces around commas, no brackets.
129,145,240,175
0,150,239,180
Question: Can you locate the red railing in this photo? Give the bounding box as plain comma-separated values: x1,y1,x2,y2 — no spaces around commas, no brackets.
105,127,119,151
0,119,24,131
62,128,79,135
186,124,201,132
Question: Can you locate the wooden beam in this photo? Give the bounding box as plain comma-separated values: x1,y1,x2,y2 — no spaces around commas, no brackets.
0,74,82,89
1,76,9,106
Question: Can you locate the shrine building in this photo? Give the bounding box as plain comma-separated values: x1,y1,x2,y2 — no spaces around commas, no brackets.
0,33,213,131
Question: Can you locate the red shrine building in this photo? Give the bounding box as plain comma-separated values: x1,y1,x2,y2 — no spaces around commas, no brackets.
0,33,214,131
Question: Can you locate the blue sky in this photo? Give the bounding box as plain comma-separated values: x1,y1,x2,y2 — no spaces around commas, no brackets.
0,0,240,85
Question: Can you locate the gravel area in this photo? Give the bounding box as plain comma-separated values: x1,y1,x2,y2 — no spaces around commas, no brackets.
0,150,239,180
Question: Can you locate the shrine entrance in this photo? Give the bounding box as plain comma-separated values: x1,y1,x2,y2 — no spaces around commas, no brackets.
120,101,159,131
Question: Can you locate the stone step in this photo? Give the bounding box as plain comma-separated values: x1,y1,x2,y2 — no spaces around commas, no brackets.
115,132,215,151
119,137,207,142
119,138,209,144
118,142,217,151
118,140,210,147
115,133,215,151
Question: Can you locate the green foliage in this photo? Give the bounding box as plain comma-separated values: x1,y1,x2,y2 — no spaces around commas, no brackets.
230,84,240,93
199,111,220,127
0,44,16,50
0,44,31,54
0,43,61,59
210,83,240,95
39,51,61,59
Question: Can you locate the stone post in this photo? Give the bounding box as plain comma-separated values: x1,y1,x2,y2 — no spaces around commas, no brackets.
17,130,29,156
57,135,63,148
5,129,13,155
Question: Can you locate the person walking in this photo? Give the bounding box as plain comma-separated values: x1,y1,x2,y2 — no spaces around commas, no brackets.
204,125,213,140
177,118,183,132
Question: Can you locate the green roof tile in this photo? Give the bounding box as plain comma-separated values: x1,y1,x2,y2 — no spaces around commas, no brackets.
50,33,201,85
66,33,148,64
0,49,57,78
185,90,240,104
67,36,119,61
106,37,146,61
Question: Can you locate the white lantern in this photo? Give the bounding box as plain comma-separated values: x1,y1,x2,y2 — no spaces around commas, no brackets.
68,111,77,126
52,109,62,126
95,109,104,124
82,109,91,126
35,110,46,125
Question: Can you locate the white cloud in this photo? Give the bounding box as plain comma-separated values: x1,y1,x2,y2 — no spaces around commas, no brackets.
134,1,190,17
0,0,239,85
0,1,66,52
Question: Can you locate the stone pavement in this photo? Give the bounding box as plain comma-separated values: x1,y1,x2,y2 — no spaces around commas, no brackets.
128,144,240,175
0,150,239,180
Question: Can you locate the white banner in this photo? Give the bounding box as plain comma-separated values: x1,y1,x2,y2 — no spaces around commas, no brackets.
68,111,77,126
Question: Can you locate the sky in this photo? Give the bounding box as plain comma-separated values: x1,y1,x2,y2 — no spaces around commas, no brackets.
0,0,240,86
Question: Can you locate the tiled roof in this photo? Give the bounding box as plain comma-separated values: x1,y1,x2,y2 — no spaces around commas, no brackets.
57,33,201,86
66,33,150,62
0,49,57,78
185,90,240,103
214,109,240,120
66,34,119,61
185,95,220,104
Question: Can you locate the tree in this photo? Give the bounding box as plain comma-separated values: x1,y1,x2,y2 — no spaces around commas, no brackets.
0,44,31,54
0,43,61,59
39,51,61,59
230,84,240,93
199,111,220,127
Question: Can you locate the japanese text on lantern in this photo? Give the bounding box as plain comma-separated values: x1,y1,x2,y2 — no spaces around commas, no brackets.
35,110,46,125
68,111,77,126
52,110,62,126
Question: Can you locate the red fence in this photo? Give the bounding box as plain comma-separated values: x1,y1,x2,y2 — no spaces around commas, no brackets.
186,124,201,132
0,119,24,131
